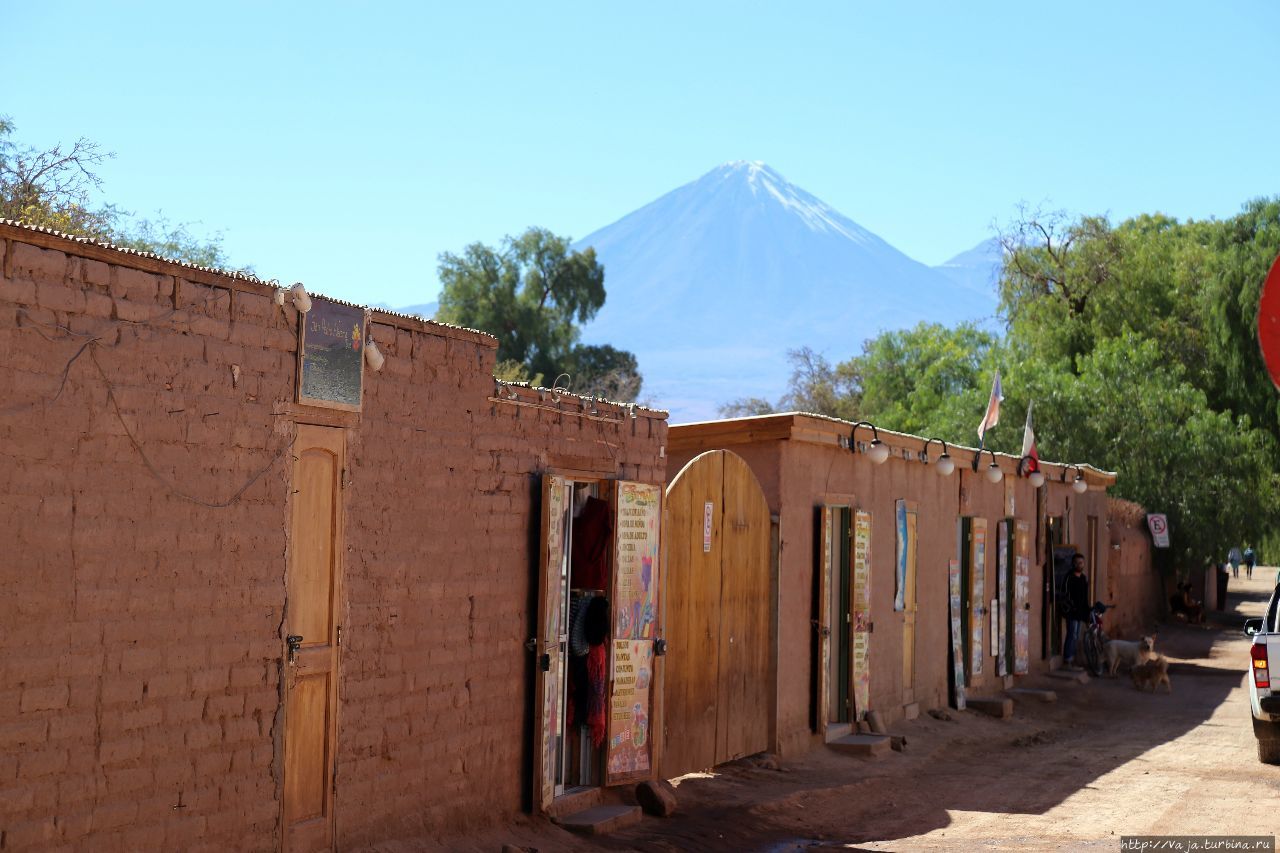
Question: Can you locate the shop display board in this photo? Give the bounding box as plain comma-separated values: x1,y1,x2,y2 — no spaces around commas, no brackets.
606,481,661,783
852,510,872,720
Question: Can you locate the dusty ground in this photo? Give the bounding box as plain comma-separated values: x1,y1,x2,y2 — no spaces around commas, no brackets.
409,572,1280,852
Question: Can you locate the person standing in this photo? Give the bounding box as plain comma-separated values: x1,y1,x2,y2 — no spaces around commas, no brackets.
1063,553,1090,670
1244,546,1256,580
1229,546,1243,579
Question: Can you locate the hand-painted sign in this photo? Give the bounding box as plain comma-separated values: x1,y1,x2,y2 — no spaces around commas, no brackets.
607,640,653,778
613,483,660,640
298,297,365,411
703,501,714,552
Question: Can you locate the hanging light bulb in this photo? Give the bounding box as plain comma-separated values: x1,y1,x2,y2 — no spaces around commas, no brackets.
924,438,955,476
1073,470,1088,493
851,421,891,465
1029,470,1046,488
867,440,890,465
986,461,1004,483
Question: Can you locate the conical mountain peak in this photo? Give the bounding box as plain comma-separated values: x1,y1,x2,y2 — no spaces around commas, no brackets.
574,163,999,421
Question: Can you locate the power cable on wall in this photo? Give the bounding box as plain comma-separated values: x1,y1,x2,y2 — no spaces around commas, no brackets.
6,299,294,508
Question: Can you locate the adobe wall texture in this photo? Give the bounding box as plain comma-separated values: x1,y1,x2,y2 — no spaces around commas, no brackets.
0,224,667,850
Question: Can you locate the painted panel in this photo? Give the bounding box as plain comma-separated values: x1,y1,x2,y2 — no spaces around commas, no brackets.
1014,520,1032,675
948,559,966,710
852,510,872,719
607,481,661,785
969,519,986,679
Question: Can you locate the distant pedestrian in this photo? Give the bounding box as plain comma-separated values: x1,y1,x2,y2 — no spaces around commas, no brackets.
1244,546,1256,580
1063,553,1090,670
1229,546,1243,579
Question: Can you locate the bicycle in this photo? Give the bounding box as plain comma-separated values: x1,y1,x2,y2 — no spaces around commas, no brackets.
1081,601,1112,677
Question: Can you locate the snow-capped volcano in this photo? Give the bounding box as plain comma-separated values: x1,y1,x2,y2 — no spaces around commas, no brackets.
575,162,999,421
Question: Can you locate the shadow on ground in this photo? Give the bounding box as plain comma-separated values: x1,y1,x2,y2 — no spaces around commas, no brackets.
590,576,1269,852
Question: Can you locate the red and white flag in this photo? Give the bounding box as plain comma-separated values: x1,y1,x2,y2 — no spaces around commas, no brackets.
977,370,1003,443
1020,401,1039,472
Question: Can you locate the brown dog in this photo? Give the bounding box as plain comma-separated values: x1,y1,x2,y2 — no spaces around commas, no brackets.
1130,655,1171,693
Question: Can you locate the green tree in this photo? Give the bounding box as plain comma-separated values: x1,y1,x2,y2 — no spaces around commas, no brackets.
751,198,1280,565
0,116,233,267
436,227,643,398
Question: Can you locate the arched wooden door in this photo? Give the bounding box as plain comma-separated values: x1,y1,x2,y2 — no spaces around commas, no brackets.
661,450,771,778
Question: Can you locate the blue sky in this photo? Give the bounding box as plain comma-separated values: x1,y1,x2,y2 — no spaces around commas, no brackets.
5,1,1278,308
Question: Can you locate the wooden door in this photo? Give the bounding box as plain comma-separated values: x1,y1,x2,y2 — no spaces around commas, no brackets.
715,452,771,762
533,476,571,811
996,520,1010,677
282,424,344,853
662,450,770,778
897,501,918,703
814,505,852,730
662,453,722,778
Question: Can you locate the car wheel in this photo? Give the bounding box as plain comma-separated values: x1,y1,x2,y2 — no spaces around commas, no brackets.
1255,718,1280,764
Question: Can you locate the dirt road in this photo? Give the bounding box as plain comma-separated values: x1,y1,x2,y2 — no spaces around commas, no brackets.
423,574,1280,852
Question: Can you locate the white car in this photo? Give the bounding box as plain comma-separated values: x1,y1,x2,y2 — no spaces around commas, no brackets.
1244,581,1280,764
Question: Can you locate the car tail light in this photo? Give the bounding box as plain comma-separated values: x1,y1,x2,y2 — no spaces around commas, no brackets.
1252,643,1271,690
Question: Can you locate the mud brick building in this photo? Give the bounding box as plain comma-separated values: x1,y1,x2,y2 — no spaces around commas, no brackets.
0,221,668,849
663,414,1152,762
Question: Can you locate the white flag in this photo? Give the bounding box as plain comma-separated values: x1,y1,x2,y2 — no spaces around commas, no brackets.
977,370,1003,442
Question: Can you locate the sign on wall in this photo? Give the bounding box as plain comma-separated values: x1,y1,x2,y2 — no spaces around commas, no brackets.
298,297,366,411
1146,513,1171,549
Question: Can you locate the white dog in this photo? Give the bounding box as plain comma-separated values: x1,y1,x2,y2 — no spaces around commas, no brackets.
1104,635,1157,676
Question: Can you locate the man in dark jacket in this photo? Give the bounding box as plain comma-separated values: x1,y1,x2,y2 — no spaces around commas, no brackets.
1063,553,1090,670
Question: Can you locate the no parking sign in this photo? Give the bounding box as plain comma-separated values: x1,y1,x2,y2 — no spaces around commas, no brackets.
1147,513,1170,548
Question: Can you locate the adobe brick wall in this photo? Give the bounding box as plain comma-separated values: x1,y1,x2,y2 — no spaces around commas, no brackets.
337,329,665,845
0,223,667,850
1104,504,1159,640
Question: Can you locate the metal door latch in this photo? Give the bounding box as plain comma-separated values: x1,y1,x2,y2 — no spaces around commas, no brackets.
539,653,551,672
287,635,304,663
654,639,668,657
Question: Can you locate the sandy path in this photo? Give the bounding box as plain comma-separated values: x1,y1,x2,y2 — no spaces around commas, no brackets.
405,573,1280,852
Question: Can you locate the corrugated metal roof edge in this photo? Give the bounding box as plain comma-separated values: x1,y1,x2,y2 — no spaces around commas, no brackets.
0,218,497,344
493,378,667,418
671,411,1118,484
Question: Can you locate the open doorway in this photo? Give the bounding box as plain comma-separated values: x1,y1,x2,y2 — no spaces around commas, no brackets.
534,475,662,812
